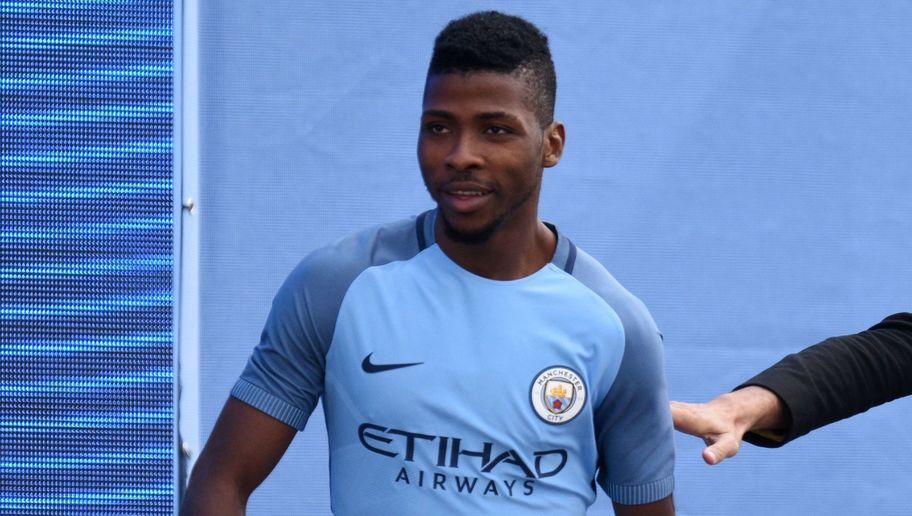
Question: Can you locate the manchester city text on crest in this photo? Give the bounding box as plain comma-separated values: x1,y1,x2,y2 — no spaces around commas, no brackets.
529,366,587,424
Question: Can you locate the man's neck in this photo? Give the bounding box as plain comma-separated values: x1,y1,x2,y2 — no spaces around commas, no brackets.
434,212,557,281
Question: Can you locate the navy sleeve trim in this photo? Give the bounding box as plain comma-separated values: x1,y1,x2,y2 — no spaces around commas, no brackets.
230,378,310,431
601,475,674,505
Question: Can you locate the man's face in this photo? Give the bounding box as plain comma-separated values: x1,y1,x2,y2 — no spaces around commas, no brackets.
418,72,560,243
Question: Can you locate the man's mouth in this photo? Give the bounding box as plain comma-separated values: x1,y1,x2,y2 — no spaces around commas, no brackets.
441,185,494,213
449,190,487,196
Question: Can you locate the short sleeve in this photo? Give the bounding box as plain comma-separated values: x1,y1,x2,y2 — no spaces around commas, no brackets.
231,249,344,430
593,301,675,504
568,248,675,504
229,216,425,430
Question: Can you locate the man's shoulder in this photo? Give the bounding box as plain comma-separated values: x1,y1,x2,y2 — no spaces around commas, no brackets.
567,244,660,344
290,214,422,284
273,214,423,319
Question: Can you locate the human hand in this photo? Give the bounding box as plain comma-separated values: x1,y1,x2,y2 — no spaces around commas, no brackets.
670,386,787,465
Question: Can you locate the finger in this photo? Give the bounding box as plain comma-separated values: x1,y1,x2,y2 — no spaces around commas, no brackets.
703,436,740,466
670,401,715,436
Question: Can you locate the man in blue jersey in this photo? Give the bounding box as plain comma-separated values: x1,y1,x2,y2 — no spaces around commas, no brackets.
183,11,675,515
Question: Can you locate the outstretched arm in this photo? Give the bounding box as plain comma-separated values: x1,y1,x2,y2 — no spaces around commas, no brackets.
180,398,297,515
672,312,912,464
737,312,912,447
670,386,789,465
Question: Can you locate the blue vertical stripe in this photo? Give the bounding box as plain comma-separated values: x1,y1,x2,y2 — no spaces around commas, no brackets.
0,0,175,513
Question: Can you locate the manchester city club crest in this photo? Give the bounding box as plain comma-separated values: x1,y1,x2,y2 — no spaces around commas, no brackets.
530,366,587,424
544,378,574,414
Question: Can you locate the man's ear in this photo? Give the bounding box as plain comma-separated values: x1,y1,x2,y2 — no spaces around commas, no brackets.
542,121,565,168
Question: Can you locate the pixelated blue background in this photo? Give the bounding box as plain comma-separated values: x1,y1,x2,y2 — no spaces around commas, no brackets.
194,1,912,514
2,1,175,513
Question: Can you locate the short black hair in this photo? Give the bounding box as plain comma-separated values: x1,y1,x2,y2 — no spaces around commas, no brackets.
428,11,556,127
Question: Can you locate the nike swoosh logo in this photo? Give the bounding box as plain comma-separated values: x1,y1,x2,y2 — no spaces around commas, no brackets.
361,352,423,374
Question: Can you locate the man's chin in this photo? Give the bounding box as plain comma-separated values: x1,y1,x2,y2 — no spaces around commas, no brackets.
440,212,500,245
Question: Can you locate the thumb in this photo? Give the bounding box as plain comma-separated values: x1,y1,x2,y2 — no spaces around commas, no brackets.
703,435,740,466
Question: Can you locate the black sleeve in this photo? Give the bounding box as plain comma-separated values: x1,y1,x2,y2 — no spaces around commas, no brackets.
737,312,912,448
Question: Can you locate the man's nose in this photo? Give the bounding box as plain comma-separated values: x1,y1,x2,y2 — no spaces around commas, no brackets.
444,133,483,172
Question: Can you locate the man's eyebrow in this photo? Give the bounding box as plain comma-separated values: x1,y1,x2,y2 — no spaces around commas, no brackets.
477,111,522,124
421,109,454,119
421,110,523,124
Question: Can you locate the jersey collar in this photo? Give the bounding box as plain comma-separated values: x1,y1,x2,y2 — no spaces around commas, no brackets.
415,209,577,275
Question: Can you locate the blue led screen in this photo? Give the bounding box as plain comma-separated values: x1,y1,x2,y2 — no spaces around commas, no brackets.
1,1,175,513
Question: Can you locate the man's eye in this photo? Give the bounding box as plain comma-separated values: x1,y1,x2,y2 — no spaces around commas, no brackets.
426,124,449,134
485,126,511,135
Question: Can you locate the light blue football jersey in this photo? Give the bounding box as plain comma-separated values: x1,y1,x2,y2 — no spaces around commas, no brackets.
232,210,674,514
